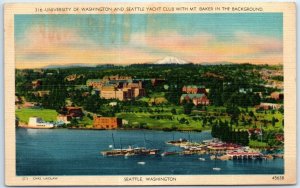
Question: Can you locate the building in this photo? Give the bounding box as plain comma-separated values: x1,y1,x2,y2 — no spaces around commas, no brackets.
32,80,42,89
109,102,118,106
57,114,72,124
182,85,207,94
23,102,38,108
255,103,282,110
65,74,84,81
32,90,50,97
151,78,166,86
100,81,145,101
123,81,145,97
93,116,122,129
103,75,132,82
86,79,102,89
270,92,284,100
180,94,210,106
247,128,262,136
275,133,284,142
65,106,84,118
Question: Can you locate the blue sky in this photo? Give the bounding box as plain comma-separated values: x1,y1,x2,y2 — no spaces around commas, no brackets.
15,13,283,68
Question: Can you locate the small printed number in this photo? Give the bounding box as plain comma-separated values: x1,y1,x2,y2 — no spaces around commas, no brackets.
272,176,284,180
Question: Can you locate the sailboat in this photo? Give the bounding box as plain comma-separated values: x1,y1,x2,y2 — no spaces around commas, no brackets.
166,132,188,146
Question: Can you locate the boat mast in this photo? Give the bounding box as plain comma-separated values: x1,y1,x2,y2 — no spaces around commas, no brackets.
143,132,146,148
120,138,122,150
112,133,116,149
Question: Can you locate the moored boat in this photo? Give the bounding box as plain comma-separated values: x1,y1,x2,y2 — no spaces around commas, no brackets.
19,117,54,129
161,151,178,157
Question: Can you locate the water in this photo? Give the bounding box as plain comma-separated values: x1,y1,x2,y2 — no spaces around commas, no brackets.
16,128,284,176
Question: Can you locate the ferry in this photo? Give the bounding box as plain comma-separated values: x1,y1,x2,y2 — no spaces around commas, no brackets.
101,134,160,156
19,117,54,129
101,146,160,156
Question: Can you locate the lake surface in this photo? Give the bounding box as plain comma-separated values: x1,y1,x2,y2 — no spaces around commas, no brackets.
16,128,284,175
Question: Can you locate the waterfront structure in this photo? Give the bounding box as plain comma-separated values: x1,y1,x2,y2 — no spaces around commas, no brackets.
65,106,84,118
27,117,54,129
93,116,122,129
57,114,72,124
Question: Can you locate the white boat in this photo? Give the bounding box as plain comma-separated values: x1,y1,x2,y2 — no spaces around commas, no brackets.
198,157,206,161
20,117,54,129
137,161,146,165
212,167,221,171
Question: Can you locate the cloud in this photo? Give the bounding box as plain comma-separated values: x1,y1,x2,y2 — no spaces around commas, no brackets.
234,31,283,53
15,26,282,69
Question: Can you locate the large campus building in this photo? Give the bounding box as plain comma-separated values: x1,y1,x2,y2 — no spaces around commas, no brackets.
86,75,145,101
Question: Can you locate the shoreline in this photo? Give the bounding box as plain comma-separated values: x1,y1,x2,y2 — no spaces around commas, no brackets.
16,125,204,132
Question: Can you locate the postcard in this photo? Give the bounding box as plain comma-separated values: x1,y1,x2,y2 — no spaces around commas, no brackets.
4,2,296,186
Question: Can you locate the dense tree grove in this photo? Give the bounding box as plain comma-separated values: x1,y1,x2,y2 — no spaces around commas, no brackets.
211,120,249,146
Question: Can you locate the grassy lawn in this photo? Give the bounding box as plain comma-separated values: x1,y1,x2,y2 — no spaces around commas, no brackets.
115,104,284,132
249,140,269,148
116,111,204,131
16,108,58,123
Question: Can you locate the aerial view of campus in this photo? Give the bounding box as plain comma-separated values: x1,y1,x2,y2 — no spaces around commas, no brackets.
15,13,284,175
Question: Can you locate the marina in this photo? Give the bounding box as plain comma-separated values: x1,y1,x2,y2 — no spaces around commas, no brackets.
16,129,284,175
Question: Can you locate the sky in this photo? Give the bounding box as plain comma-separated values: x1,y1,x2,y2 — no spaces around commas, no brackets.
15,13,283,69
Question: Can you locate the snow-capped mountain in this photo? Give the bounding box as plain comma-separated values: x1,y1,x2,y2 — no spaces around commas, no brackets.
155,56,189,64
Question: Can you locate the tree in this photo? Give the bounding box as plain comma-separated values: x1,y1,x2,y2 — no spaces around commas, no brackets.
226,105,240,123
171,108,177,115
249,111,254,117
183,102,194,115
70,118,78,126
272,117,276,127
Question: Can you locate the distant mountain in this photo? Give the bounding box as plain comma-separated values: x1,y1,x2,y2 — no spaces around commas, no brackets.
200,61,234,65
155,56,190,64
43,64,97,69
